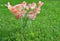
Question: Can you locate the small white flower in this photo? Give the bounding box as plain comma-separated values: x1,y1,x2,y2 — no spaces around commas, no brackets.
38,1,44,7
21,1,27,8
30,2,36,9
25,6,29,10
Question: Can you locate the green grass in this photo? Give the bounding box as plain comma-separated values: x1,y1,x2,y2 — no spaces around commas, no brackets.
0,0,60,41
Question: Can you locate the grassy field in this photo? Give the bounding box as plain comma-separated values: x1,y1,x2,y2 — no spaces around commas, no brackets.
0,0,60,41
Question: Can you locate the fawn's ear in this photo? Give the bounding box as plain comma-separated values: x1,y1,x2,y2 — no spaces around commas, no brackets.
7,2,12,9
